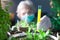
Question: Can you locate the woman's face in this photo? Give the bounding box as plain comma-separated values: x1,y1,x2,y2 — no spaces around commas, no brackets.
17,5,34,19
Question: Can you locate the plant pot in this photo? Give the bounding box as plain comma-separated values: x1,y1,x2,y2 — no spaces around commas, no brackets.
19,27,28,32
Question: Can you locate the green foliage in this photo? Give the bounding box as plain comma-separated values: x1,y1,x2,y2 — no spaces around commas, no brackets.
20,21,29,27
0,6,10,40
50,16,60,31
52,0,60,7
50,0,60,17
15,20,50,40
15,21,36,28
50,0,60,31
25,27,50,40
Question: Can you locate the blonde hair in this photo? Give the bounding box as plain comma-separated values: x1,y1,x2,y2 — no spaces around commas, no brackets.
16,0,36,13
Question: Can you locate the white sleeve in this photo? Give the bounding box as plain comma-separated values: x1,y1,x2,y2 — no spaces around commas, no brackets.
37,15,51,31
10,26,16,31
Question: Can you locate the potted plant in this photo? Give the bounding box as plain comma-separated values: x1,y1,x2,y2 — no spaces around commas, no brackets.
15,20,37,32
15,21,29,32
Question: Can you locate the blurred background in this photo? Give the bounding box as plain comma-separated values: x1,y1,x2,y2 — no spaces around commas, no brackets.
0,0,60,40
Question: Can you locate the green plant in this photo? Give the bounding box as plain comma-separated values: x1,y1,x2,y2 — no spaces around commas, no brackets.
25,27,50,40
50,16,60,31
20,21,29,27
15,21,36,28
0,6,10,40
49,0,60,31
14,20,50,40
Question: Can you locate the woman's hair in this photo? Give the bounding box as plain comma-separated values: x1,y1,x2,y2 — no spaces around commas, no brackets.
16,0,36,13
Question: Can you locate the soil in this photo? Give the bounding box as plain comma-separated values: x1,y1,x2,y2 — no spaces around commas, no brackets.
19,27,28,32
